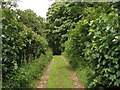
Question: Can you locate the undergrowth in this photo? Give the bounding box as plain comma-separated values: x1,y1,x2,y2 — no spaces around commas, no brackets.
62,52,93,88
3,52,52,88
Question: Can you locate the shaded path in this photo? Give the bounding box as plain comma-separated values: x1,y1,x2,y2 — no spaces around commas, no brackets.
36,56,84,88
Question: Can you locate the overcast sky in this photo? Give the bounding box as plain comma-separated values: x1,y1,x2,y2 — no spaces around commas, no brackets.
17,0,55,18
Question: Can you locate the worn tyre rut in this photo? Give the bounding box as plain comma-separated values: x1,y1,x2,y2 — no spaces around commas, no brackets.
61,56,84,88
37,58,54,88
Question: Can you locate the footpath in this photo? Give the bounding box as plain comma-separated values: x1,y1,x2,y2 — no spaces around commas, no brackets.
37,56,84,88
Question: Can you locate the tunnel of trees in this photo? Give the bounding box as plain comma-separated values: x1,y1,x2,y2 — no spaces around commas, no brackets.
1,0,120,88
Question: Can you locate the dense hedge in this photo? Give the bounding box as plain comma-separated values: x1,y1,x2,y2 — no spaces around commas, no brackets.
64,3,120,88
45,2,113,55
3,51,52,88
2,1,52,88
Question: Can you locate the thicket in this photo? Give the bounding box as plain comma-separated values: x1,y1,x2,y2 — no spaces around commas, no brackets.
2,1,52,88
46,2,120,88
46,2,83,54
45,2,113,55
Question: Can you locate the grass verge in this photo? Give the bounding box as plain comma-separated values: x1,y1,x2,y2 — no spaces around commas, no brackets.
62,53,92,88
75,66,92,87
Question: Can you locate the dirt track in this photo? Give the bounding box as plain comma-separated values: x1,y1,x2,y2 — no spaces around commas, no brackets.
36,56,84,88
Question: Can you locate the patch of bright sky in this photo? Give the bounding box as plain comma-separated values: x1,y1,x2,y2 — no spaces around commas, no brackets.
17,0,55,18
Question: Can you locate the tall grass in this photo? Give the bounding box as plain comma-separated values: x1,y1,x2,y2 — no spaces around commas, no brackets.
3,51,53,88
62,52,93,88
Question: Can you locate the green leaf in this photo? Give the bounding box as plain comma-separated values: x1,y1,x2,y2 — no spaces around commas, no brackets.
109,75,116,81
104,74,109,77
114,64,119,69
114,79,120,86
104,55,109,59
102,60,106,65
117,71,120,77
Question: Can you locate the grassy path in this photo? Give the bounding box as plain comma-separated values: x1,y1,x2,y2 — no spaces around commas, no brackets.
46,56,73,88
37,55,84,88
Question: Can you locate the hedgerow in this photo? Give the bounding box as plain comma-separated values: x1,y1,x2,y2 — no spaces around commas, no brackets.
2,1,53,88
64,3,120,88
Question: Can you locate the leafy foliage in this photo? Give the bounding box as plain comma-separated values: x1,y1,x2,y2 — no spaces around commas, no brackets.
45,2,114,55
64,2,120,88
17,9,45,35
3,51,52,88
45,2,85,54
2,1,120,88
2,1,52,88
46,2,120,87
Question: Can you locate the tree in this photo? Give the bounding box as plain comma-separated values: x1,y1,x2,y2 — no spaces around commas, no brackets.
17,9,45,35
45,2,113,55
2,1,51,87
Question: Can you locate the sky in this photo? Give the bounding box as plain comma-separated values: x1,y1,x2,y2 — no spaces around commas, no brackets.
17,0,55,18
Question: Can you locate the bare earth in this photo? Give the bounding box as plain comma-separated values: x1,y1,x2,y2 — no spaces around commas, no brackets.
36,56,84,88
37,58,54,88
61,56,84,88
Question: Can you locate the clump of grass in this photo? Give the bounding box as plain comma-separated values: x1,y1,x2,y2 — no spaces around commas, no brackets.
62,53,93,88
75,66,92,87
